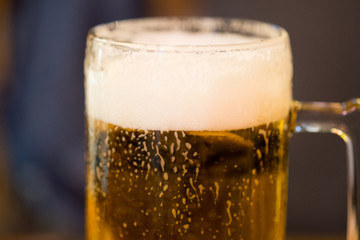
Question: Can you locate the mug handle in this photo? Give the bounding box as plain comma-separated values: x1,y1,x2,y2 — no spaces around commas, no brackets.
292,98,360,240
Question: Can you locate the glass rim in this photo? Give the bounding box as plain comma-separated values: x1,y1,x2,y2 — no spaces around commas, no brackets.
88,17,289,53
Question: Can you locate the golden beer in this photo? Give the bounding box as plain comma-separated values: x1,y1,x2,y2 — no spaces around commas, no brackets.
86,118,289,240
85,18,293,240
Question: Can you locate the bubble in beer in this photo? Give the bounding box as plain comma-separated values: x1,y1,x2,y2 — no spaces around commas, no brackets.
86,117,289,240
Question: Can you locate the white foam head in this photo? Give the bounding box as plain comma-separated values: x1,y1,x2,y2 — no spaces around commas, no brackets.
85,18,293,131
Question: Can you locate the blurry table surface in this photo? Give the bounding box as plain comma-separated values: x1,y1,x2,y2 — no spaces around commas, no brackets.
0,234,346,240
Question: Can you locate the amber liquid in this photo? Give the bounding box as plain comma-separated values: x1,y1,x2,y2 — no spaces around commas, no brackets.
86,118,289,240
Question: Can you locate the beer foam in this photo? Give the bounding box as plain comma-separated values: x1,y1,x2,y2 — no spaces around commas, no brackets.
128,31,258,45
96,28,262,46
86,29,292,131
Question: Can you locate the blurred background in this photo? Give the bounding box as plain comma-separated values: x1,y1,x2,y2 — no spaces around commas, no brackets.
0,0,359,238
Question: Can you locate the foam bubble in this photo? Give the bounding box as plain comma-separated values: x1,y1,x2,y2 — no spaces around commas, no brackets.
86,29,292,131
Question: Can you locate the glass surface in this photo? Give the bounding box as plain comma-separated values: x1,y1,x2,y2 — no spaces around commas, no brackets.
84,17,293,240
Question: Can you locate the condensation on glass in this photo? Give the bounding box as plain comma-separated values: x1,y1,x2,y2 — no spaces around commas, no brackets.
84,17,360,240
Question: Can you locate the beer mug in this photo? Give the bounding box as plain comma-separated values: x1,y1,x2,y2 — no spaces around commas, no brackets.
84,17,360,240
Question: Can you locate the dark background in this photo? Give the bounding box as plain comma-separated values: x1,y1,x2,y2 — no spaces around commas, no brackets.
0,0,359,237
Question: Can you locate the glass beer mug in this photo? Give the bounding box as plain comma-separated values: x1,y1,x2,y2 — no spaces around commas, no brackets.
84,17,360,240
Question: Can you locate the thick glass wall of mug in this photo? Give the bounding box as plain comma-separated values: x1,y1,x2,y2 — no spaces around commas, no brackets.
85,18,293,240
